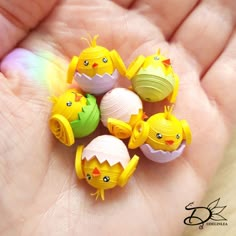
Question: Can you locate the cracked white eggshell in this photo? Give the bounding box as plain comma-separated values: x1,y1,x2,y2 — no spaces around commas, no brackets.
82,135,130,168
74,70,118,95
140,142,186,163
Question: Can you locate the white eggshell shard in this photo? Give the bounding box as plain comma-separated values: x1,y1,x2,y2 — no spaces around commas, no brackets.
74,70,118,95
140,142,186,163
100,88,143,127
82,135,130,168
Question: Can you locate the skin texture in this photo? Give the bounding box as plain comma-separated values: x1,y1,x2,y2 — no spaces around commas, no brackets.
0,0,236,235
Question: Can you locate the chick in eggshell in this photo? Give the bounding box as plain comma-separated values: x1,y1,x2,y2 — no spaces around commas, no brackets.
128,106,192,163
67,35,126,95
49,89,100,146
75,135,139,200
126,50,179,103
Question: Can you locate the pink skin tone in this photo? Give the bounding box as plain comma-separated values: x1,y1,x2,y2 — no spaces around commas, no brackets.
0,0,236,236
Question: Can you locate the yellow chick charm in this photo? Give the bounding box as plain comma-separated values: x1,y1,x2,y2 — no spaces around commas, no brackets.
49,89,100,146
67,35,126,95
75,135,139,200
126,50,179,103
128,106,192,163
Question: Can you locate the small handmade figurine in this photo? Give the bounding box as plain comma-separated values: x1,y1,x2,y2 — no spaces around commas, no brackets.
100,87,146,139
75,135,139,200
126,50,179,103
67,35,126,95
49,89,100,146
128,106,192,163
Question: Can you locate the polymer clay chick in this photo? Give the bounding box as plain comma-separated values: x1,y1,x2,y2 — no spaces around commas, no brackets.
128,106,192,163
49,89,100,146
67,35,126,95
75,135,139,200
100,88,147,139
126,50,179,103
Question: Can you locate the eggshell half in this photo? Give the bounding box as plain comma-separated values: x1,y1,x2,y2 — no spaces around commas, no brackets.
132,66,175,102
74,70,118,95
100,88,143,127
82,135,130,168
140,141,186,163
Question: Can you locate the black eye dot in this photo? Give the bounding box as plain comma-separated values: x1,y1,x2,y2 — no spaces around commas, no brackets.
103,176,110,182
86,174,91,180
154,56,159,60
84,60,89,66
176,134,181,139
66,101,72,106
102,57,108,63
156,133,162,139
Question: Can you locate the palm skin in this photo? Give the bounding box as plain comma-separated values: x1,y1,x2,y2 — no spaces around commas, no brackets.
0,0,235,235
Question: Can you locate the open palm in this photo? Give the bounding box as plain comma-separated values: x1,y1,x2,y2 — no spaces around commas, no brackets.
0,0,235,235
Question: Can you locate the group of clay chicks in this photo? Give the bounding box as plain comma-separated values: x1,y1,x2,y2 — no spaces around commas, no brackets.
49,35,192,200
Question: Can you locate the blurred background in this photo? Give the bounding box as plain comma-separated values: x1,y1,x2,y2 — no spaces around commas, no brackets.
183,131,236,236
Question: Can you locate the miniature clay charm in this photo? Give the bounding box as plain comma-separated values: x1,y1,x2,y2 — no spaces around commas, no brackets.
126,50,179,103
75,135,139,200
100,87,146,139
128,106,192,163
49,89,100,146
67,35,126,95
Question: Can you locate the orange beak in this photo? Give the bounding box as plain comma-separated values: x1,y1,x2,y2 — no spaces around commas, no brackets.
74,93,83,102
92,167,101,177
162,59,171,67
165,140,174,146
92,63,98,68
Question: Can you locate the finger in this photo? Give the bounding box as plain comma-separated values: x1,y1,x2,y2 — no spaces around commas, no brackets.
201,30,236,125
20,0,167,62
0,0,58,58
110,0,135,8
172,0,236,75
131,0,200,39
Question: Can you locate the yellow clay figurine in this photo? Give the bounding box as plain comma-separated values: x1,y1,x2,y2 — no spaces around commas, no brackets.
126,50,179,103
128,106,192,163
49,89,100,146
75,135,139,200
67,35,126,95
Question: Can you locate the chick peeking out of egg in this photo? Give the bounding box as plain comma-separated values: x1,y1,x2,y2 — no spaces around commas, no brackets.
100,88,146,139
126,50,179,103
128,106,192,163
67,35,126,95
49,89,100,146
75,135,139,200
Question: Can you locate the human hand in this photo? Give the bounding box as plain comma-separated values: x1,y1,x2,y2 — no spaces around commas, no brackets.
0,0,235,235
